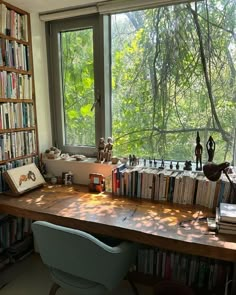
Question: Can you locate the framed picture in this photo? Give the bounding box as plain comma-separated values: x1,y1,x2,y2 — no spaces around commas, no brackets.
3,163,45,195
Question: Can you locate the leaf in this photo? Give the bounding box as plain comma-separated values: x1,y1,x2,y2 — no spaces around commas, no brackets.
80,104,94,117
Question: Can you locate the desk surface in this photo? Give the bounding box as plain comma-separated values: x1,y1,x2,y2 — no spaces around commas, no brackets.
0,184,236,262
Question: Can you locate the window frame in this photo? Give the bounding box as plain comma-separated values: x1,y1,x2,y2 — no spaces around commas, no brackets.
46,14,111,156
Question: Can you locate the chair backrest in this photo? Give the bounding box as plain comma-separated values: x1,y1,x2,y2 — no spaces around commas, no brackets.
32,221,137,290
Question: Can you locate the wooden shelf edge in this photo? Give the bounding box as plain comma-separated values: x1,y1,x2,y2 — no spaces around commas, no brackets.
0,66,32,74
0,33,29,45
0,99,33,103
0,127,36,133
0,153,38,165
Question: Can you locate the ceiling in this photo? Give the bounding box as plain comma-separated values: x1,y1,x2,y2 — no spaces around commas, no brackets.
7,0,106,13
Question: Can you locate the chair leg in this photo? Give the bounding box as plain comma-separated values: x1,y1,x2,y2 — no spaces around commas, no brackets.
128,278,139,295
49,283,60,295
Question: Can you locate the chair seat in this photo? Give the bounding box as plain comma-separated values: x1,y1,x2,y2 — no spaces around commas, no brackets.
50,268,108,295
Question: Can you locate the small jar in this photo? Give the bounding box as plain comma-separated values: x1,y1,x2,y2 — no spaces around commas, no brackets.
67,171,73,185
51,176,57,185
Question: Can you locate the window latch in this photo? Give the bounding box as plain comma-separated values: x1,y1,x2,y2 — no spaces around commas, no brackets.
90,95,101,112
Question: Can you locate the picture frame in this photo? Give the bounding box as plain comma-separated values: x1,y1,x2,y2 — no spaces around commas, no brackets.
3,163,45,195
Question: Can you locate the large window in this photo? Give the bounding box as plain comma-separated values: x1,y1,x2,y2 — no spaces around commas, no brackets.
47,0,236,164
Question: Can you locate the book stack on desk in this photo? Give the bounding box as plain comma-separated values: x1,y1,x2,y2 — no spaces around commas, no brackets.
216,203,236,235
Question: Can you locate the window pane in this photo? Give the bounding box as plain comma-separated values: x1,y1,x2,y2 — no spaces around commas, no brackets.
61,28,95,146
111,2,236,163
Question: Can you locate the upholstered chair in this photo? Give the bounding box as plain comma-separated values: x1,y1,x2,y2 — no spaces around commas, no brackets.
32,221,138,295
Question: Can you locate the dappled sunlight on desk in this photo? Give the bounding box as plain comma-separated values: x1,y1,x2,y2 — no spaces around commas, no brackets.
1,186,236,261
51,196,133,225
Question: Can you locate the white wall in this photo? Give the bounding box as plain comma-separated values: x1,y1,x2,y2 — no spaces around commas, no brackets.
30,13,52,154
44,158,116,185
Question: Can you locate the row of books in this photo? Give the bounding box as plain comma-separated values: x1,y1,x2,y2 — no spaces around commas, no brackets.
0,38,30,70
0,71,32,99
0,4,28,41
136,247,232,291
0,215,32,253
0,130,36,161
0,156,39,192
112,164,235,209
0,102,35,129
0,214,33,270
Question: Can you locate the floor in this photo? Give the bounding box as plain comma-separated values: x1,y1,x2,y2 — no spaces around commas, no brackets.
0,254,152,295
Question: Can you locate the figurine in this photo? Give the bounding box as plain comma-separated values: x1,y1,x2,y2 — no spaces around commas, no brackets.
133,155,139,165
97,137,105,162
154,158,157,167
195,132,203,171
129,154,132,166
206,136,215,162
170,161,173,169
176,162,180,170
149,157,152,166
159,159,165,170
184,160,192,171
104,137,113,162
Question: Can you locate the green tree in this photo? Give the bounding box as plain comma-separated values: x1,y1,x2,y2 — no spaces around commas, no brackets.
112,0,236,164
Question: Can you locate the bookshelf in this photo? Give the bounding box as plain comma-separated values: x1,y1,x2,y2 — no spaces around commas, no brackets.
0,214,33,270
0,1,36,272
0,1,38,190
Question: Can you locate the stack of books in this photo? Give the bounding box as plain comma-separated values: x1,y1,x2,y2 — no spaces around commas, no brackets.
216,203,236,235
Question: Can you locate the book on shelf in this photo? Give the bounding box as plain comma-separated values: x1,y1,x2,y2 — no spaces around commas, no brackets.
112,163,126,195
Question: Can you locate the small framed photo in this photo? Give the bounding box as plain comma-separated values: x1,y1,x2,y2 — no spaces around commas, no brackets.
3,163,45,195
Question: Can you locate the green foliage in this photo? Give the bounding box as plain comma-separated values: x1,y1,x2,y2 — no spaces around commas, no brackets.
60,1,235,163
111,1,236,163
61,29,95,146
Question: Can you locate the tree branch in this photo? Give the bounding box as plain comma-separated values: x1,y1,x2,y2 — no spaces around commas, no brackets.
115,126,221,142
188,3,232,143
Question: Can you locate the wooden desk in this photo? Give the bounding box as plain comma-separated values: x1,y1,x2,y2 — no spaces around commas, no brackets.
0,184,236,262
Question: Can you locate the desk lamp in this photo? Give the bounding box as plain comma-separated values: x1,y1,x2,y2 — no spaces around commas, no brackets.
203,162,236,200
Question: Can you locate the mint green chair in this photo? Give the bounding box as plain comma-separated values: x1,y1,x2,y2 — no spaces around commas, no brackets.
32,221,138,295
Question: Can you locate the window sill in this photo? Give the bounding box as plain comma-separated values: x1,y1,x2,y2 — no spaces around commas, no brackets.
43,157,116,185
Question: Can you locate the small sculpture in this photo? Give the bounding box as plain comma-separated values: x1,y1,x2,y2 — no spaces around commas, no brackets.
170,161,173,169
129,154,138,166
206,136,215,162
149,157,152,166
176,162,180,170
184,160,192,171
133,155,139,165
154,158,157,167
195,132,203,171
97,137,105,162
104,137,113,162
129,154,132,165
159,159,165,170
